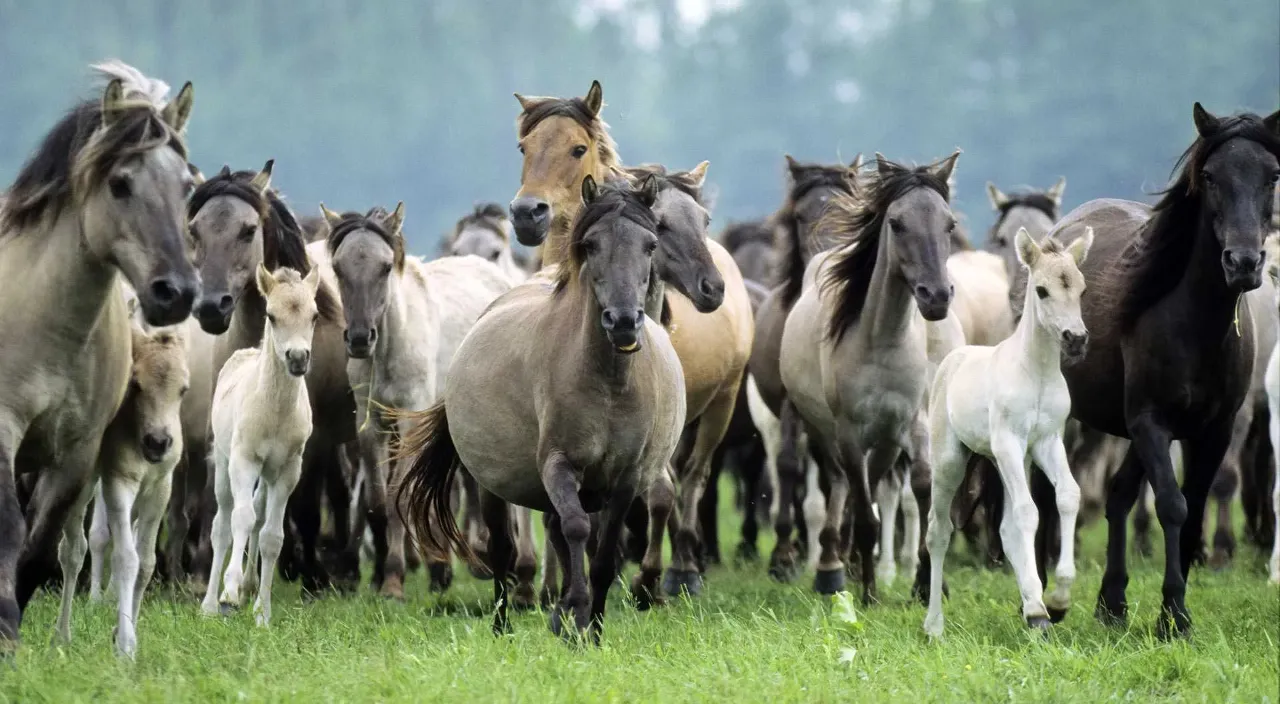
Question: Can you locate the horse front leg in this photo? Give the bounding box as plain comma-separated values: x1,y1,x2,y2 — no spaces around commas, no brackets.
1031,434,1081,624
1169,424,1234,639
632,465,674,610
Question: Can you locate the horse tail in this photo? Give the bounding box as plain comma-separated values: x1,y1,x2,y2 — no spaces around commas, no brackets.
392,402,477,569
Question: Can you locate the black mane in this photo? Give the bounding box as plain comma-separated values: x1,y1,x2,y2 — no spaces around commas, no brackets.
555,181,659,293
987,190,1060,241
623,164,705,204
187,168,311,275
774,162,858,307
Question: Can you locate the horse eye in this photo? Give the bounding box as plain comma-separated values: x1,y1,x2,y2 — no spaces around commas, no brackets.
267,313,277,325
238,224,258,242
179,386,190,397
182,181,195,197
947,221,957,233
312,312,320,323
381,263,393,276
1271,170,1280,185
518,144,525,155
571,145,588,159
488,251,501,262
1202,171,1216,186
108,176,132,199
1036,285,1049,299
646,240,658,254
888,218,904,234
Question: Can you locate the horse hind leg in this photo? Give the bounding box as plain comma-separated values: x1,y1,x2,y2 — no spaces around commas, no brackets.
18,446,99,612
0,427,24,649
88,483,110,601
765,399,802,581
54,483,94,646
632,465,674,610
254,457,301,627
510,505,538,611
874,470,903,586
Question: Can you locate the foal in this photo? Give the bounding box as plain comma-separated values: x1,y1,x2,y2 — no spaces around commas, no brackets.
1264,232,1280,584
924,228,1092,637
58,320,189,657
204,265,320,625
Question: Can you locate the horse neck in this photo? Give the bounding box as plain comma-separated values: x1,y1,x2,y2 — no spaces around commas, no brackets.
372,270,418,370
254,326,304,410
853,219,917,343
1013,281,1065,377
1168,202,1239,338
34,213,121,343
568,278,635,386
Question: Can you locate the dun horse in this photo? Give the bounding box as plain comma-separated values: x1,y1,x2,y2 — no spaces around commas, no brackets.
399,177,687,642
0,61,198,647
445,202,530,283
779,152,960,601
1057,104,1279,638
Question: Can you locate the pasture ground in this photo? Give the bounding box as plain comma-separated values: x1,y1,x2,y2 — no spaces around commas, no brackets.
2,480,1277,703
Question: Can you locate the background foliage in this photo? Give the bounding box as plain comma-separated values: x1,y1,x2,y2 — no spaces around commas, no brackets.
1,0,1277,251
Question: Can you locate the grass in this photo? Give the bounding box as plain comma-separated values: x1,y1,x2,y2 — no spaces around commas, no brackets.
2,483,1277,704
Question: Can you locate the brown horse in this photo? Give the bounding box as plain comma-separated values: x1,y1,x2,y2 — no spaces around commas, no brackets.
187,162,356,594
1058,104,1279,638
509,81,754,595
721,219,775,285
399,177,687,642
0,62,198,646
747,156,860,581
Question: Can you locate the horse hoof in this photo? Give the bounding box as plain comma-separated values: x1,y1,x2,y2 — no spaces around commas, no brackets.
1047,605,1069,624
662,568,703,598
428,563,453,593
1026,615,1052,634
1093,601,1127,628
734,542,760,564
1155,612,1192,641
630,569,664,611
813,568,845,595
767,556,797,583
549,608,565,638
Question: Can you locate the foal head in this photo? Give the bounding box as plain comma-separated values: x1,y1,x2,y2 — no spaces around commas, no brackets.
128,324,190,463
558,176,660,353
256,264,321,377
323,203,407,359
449,203,511,263
511,80,619,249
1016,227,1093,364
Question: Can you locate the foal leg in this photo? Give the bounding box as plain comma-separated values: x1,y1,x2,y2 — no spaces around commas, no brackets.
899,473,921,577
923,429,967,639
243,482,267,597
254,457,300,627
131,475,171,628
88,483,110,601
697,446,723,568
542,451,591,639
102,475,143,657
737,438,767,563
1132,479,1154,558
55,483,93,645
201,453,232,615
802,455,826,572
989,430,1049,630
1031,436,1080,623
633,465,674,609
218,453,259,609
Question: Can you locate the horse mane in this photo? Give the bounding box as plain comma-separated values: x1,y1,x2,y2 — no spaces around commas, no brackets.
774,161,858,307
720,219,772,254
987,190,1060,241
1115,112,1280,330
623,164,705,205
820,157,952,342
187,169,311,276
554,181,659,293
452,202,509,242
517,96,621,171
2,66,186,235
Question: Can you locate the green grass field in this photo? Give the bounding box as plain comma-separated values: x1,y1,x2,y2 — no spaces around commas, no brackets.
3,487,1277,703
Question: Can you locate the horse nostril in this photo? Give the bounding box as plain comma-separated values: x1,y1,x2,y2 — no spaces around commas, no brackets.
149,278,180,305
531,202,549,218
218,294,234,314
367,327,378,343
601,310,616,329
143,433,171,456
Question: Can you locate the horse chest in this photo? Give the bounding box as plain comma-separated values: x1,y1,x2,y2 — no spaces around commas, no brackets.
1129,333,1252,431
836,354,927,442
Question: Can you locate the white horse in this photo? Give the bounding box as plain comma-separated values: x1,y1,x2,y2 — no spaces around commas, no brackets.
1263,232,1280,585
203,265,319,625
924,227,1092,637
57,316,189,657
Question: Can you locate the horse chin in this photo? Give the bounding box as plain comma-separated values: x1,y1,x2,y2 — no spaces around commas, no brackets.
917,302,950,322
287,362,310,377
195,310,232,335
512,219,549,248
608,331,643,354
141,446,167,464
1061,348,1088,367
1224,268,1262,293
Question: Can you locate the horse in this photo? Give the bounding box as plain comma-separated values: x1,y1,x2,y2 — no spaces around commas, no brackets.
721,219,775,285
317,202,513,601
923,228,1092,638
984,178,1065,312
748,155,861,581
779,152,960,601
59,318,189,657
1057,104,1279,638
444,202,531,283
1262,233,1280,584
187,162,354,595
0,61,198,647
398,176,687,642
508,81,752,596
204,265,320,625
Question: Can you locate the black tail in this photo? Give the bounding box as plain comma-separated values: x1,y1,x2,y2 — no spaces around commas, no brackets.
392,402,477,568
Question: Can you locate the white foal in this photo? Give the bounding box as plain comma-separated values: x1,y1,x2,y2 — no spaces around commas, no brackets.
924,227,1093,637
1262,232,1280,584
204,265,319,626
58,322,188,657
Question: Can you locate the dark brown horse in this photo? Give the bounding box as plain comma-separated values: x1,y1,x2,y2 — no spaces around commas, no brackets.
1057,104,1279,638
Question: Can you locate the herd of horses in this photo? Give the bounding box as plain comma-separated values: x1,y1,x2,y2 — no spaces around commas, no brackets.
0,61,1278,656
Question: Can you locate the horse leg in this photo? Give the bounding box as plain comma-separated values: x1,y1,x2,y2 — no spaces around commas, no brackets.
162,455,190,587
697,447,724,568
737,438,766,563
0,425,22,648
54,482,93,646
822,425,863,598
899,468,921,577
588,481,639,644
217,453,259,609
130,475,170,629
1122,413,1188,636
201,452,232,615
802,455,826,571
18,445,97,610
243,483,267,597
189,446,215,590
1270,405,1280,584
632,465,674,610
988,430,1049,629
922,426,968,638
1031,436,1081,624
511,505,538,611
101,474,143,657
538,530,560,608
481,490,514,635
542,451,591,640
1205,406,1250,568
323,443,357,589
1096,448,1144,626
666,383,739,597
874,470,903,585
254,456,300,628
768,400,802,581
906,411,932,603
1029,466,1056,588
1167,427,1232,638
88,483,110,601
1132,478,1154,558
458,467,490,579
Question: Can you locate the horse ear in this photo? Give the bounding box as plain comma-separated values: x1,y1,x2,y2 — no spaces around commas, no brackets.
188,163,205,186
1192,102,1220,137
319,203,343,227
1047,176,1066,208
383,201,406,236
303,264,321,293
931,150,961,184
986,182,1010,211
581,175,599,205
687,160,710,188
1067,226,1094,266
637,174,660,208
584,80,603,115
874,152,893,177
1263,109,1280,136
249,159,274,194
219,165,232,178
102,79,127,125
161,81,194,133
1014,227,1040,269
849,153,863,171
255,262,275,298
